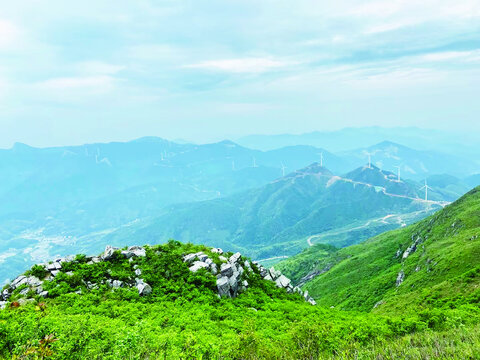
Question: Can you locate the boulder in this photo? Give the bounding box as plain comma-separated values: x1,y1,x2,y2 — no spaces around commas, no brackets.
198,254,209,262
219,256,228,262
229,252,241,264
39,291,49,298
211,248,223,254
229,274,239,297
264,274,273,281
396,271,405,286
220,263,234,277
189,261,210,272
137,282,152,296
0,301,7,310
210,263,218,275
11,276,27,289
216,276,230,297
183,253,197,263
2,289,10,300
244,260,252,272
51,270,60,277
112,280,123,288
26,276,42,287
135,268,142,276
128,246,146,257
102,245,119,261
275,275,291,288
46,263,57,271
54,262,62,270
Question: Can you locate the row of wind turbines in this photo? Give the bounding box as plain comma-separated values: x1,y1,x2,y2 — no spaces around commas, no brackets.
365,151,433,202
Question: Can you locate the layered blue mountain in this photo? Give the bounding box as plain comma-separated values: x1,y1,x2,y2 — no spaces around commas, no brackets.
0,138,346,282
103,164,450,263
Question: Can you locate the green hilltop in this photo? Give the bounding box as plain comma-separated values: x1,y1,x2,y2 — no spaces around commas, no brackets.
277,186,480,315
1,188,480,358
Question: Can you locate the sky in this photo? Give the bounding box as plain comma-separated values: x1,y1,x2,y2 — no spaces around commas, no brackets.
1,0,480,148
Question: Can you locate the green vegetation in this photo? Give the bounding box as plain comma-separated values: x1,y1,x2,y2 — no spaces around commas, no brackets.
278,186,480,317
2,188,480,358
1,240,479,359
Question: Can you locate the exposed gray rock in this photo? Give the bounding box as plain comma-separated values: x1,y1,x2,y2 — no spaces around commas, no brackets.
244,260,252,272
229,252,241,264
137,282,152,296
198,254,209,262
11,275,27,289
127,246,146,257
275,275,291,288
51,270,60,277
396,270,405,286
112,280,123,289
39,291,49,298
183,253,197,263
0,301,7,310
211,248,223,254
26,276,42,287
220,263,234,277
217,276,230,297
210,263,218,275
102,245,119,260
135,268,142,276
219,256,227,262
189,261,210,272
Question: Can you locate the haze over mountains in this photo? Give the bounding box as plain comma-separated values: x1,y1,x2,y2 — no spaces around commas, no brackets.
0,127,479,284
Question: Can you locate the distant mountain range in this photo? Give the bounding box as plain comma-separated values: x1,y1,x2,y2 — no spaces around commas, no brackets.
236,127,480,159
103,163,450,262
0,135,478,283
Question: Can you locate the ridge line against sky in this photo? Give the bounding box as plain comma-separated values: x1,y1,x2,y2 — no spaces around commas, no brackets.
1,0,479,147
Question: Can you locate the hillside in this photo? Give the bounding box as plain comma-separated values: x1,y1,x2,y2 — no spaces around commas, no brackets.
2,241,480,359
0,138,346,284
277,186,480,314
105,164,447,262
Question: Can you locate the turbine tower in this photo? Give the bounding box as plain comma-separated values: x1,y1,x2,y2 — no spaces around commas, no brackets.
281,163,287,176
420,179,433,201
252,157,258,168
320,152,324,167
393,165,401,182
364,152,373,169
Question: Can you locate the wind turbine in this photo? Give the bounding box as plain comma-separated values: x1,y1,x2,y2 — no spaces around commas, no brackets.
420,179,432,201
252,157,258,168
320,152,324,167
281,163,287,176
365,152,373,169
393,165,401,182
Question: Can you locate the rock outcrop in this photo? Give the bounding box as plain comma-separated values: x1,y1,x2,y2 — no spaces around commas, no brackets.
2,244,316,308
181,248,316,305
1,245,150,304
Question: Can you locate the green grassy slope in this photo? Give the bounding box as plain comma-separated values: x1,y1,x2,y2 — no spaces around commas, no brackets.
278,186,480,314
2,240,480,359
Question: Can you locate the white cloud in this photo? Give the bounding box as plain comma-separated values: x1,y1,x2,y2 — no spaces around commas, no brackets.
37,75,118,92
0,19,21,49
75,61,125,75
183,58,295,73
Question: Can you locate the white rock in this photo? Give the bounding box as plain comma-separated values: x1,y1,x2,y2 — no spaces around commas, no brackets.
137,283,152,296
112,280,123,288
229,252,241,264
135,268,142,276
189,261,210,272
219,256,228,262
102,245,119,260
0,301,7,310
211,248,223,254
275,275,291,288
217,276,230,297
220,263,234,277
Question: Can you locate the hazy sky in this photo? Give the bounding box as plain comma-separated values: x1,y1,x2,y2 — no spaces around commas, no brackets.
1,0,480,147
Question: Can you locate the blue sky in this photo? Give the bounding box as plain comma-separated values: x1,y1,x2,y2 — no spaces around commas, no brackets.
1,0,480,147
